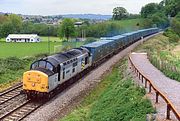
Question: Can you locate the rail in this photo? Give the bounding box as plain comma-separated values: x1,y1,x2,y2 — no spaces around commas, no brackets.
129,54,180,121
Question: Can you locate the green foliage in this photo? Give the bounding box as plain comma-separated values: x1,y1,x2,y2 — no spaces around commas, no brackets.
149,12,169,28
81,19,141,38
112,7,128,20
0,14,58,38
0,14,22,38
58,18,77,41
0,57,34,85
171,12,180,36
141,3,160,18
162,0,180,17
163,28,179,42
60,59,154,121
88,79,153,121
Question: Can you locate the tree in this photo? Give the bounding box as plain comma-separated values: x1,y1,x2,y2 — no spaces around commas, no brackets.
112,7,128,20
58,18,76,41
8,14,23,33
141,3,160,18
163,0,180,17
171,12,180,35
149,12,169,29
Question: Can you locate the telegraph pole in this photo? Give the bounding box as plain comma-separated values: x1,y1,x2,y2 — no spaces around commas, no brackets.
48,26,50,54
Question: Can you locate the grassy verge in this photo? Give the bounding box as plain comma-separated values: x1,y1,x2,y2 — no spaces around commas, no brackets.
60,58,154,121
0,57,35,91
135,33,180,81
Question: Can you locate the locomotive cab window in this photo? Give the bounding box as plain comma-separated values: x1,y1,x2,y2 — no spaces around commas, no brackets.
31,61,54,72
31,62,38,69
39,61,46,68
46,62,53,71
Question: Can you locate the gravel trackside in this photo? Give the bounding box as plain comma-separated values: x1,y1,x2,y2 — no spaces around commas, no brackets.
24,33,160,121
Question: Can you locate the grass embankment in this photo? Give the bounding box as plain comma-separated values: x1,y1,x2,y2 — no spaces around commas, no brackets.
60,59,154,121
0,57,34,91
135,34,180,81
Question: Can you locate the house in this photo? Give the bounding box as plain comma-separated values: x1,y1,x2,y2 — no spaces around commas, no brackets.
6,34,41,42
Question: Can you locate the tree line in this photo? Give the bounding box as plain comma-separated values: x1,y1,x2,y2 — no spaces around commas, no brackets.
0,14,59,38
0,0,179,40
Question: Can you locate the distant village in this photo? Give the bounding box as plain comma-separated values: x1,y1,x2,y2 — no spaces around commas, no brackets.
21,14,109,25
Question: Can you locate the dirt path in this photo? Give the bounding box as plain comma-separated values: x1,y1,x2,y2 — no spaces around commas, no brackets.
129,53,180,121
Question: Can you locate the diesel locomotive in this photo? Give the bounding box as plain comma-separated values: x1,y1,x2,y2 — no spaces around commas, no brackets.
23,28,159,98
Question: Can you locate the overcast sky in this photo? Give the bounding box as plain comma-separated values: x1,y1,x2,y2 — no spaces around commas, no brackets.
0,0,162,15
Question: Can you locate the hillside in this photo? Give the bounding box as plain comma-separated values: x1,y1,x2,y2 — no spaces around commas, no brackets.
62,14,112,20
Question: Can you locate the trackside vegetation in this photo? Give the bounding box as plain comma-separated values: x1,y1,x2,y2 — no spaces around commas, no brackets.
135,34,180,81
60,59,154,121
0,57,34,91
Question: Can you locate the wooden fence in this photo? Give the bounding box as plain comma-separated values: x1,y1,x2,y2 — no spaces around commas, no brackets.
129,55,180,121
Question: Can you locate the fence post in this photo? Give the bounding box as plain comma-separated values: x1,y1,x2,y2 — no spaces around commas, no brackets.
166,103,171,120
155,91,159,103
145,79,147,88
149,84,152,93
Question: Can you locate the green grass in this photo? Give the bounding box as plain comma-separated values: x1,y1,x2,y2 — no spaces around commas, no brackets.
60,59,154,121
0,41,84,58
40,36,62,42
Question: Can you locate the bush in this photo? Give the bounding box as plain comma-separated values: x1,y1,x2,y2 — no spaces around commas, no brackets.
163,29,179,42
4,57,25,70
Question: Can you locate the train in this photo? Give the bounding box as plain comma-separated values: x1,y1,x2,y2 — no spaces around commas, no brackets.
23,28,159,99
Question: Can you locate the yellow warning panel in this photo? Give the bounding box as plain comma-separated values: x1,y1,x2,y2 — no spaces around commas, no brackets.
23,70,48,92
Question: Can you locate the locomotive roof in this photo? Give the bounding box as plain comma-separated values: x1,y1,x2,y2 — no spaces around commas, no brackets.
43,48,88,67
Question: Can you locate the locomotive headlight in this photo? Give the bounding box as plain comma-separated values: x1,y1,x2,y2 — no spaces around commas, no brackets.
32,83,35,87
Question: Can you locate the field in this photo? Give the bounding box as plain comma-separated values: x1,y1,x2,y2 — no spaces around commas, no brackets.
0,37,85,58
60,59,154,121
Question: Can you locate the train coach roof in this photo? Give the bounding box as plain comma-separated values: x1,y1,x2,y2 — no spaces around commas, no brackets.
109,35,125,40
43,48,88,67
82,40,110,48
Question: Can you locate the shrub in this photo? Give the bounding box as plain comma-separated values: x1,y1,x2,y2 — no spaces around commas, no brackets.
163,29,179,43
4,57,25,70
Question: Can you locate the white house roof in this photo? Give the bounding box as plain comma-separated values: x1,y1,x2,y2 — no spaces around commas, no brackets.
7,34,39,39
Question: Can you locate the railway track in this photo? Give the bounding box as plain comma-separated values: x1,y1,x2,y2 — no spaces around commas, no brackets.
0,83,44,121
0,99,43,121
0,83,22,103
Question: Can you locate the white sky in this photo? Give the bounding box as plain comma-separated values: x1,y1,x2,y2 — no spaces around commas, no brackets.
0,0,162,15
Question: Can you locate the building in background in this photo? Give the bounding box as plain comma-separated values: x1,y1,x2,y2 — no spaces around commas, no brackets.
6,34,40,42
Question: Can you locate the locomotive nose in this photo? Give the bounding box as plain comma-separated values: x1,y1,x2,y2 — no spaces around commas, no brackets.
23,70,48,92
